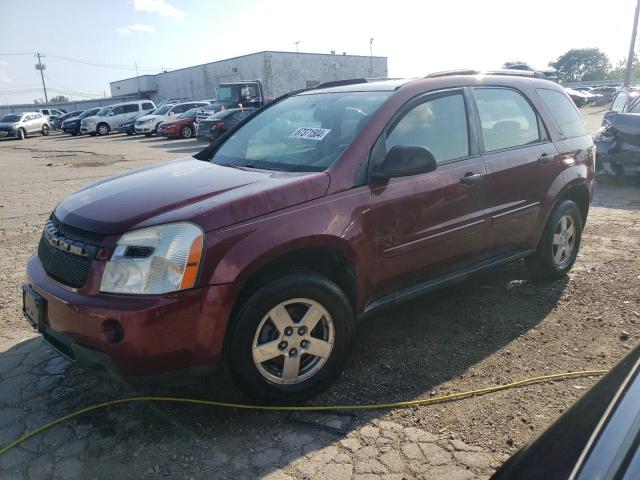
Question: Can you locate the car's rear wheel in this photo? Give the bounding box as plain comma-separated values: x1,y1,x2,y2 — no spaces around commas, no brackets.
526,199,582,280
97,123,110,136
180,125,193,139
41,125,50,136
16,128,26,140
228,273,355,401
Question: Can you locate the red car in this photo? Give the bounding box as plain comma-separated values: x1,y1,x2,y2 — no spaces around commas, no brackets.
24,72,594,400
158,108,199,139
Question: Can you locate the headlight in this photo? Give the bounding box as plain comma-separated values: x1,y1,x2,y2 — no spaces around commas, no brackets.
100,222,204,294
141,118,154,124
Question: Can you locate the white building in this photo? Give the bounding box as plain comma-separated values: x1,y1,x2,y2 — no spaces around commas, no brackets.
110,50,388,102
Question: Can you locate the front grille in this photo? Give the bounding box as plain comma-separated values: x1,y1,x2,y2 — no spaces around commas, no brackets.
38,215,105,288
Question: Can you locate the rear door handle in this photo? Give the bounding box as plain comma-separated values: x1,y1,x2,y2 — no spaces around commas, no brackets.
460,173,483,186
538,153,554,164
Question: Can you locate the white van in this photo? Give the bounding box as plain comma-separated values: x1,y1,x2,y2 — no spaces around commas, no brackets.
81,100,156,136
135,101,208,136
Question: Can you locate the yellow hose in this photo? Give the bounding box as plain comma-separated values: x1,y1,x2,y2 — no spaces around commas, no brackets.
0,369,607,457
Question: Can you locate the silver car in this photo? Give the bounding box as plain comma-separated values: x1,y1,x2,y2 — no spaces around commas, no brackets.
0,112,51,140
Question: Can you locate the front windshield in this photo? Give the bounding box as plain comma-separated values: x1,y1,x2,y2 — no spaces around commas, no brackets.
216,86,240,102
1,114,21,122
96,107,111,116
79,109,98,119
179,108,199,119
152,105,172,115
211,91,390,172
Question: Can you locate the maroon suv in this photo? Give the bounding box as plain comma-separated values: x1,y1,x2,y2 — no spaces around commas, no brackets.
23,72,594,400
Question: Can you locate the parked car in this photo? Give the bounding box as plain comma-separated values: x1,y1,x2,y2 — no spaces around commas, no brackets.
36,108,65,122
604,87,640,119
53,110,84,130
135,101,208,136
23,72,594,400
196,107,255,142
0,112,50,139
117,111,151,136
157,108,201,138
493,344,640,479
595,111,640,177
564,87,590,107
81,100,155,136
61,108,101,136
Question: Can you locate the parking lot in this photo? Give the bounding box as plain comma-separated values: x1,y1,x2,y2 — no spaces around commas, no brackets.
0,106,639,479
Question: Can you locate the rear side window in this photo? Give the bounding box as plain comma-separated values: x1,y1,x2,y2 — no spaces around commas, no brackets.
123,104,139,113
387,92,469,164
611,92,628,112
142,102,154,110
537,88,587,138
111,106,124,115
474,88,541,152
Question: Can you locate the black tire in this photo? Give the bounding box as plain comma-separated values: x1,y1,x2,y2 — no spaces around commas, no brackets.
144,133,153,137
97,123,110,136
42,125,50,136
228,273,355,401
153,124,160,136
526,199,582,280
16,128,26,140
181,125,193,139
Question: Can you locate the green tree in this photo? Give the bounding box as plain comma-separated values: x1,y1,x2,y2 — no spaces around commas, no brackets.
549,48,611,82
607,56,640,80
49,95,70,103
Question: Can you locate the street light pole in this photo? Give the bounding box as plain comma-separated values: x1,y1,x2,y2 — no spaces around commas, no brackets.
35,53,48,103
369,38,374,75
624,0,640,86
295,41,300,54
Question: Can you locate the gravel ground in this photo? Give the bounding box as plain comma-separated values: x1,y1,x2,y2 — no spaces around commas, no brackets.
0,107,638,479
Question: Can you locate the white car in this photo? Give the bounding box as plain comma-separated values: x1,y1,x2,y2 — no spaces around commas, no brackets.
81,100,155,136
135,101,209,136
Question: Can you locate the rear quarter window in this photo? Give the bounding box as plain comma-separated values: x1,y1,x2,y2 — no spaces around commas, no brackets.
536,88,587,138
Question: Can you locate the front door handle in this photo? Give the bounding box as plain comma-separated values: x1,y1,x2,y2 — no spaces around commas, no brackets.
460,173,483,186
538,153,554,164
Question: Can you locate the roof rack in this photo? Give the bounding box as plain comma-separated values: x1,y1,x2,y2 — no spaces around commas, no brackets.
314,77,405,89
425,69,548,79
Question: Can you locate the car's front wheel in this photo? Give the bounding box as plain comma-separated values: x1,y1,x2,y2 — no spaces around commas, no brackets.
228,273,355,401
16,128,26,140
41,125,50,136
181,125,193,139
526,199,582,280
97,123,110,136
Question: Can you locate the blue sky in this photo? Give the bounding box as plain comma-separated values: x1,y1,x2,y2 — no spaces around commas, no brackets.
1,0,638,104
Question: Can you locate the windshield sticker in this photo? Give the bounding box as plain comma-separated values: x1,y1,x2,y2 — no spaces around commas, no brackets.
290,127,331,141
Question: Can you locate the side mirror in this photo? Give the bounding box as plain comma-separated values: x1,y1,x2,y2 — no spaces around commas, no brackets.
372,145,437,182
108,111,115,116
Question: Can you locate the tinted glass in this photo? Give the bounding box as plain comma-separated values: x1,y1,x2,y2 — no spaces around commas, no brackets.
1,114,21,122
537,88,587,138
178,108,199,119
153,105,172,115
123,104,139,113
387,93,469,164
171,104,189,114
611,92,628,112
96,107,111,116
142,102,154,110
211,91,390,172
474,88,540,152
79,109,99,118
111,106,124,115
629,100,640,114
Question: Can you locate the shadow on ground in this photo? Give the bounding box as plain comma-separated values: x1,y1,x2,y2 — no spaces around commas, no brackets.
0,259,566,479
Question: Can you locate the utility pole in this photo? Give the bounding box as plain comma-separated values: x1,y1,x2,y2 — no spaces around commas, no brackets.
135,62,141,99
35,53,48,103
625,0,640,86
369,38,374,75
294,41,300,54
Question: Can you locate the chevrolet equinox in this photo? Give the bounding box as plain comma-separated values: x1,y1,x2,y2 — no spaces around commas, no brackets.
23,71,594,400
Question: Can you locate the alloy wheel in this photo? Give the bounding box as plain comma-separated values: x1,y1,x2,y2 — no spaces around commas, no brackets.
252,298,335,385
552,214,576,268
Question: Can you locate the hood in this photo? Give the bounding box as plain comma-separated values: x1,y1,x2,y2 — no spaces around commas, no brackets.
163,118,191,127
54,158,330,235
137,114,163,122
82,115,100,124
62,116,81,125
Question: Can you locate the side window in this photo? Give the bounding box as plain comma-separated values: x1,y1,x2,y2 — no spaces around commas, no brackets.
386,93,469,164
536,88,587,138
123,104,139,113
474,88,541,152
142,102,154,110
111,106,124,115
172,104,188,114
611,92,628,112
629,101,640,114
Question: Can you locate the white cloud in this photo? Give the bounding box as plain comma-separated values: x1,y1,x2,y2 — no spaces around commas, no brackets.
133,0,185,20
117,23,156,34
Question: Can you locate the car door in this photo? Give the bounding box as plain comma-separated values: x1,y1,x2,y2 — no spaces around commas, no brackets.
121,104,139,123
370,88,488,297
472,86,552,254
26,114,38,133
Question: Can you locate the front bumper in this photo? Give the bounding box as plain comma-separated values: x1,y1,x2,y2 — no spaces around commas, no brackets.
135,125,154,133
25,255,234,383
595,140,640,176
0,129,16,138
80,125,95,133
62,124,81,135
